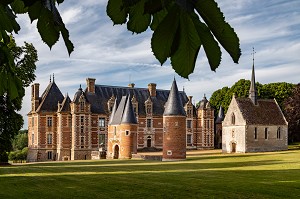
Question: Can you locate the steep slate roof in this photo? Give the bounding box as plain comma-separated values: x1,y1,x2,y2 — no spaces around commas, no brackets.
73,85,89,103
163,79,186,116
60,94,71,112
108,98,117,125
121,95,138,124
235,98,286,125
36,81,64,112
110,96,127,125
84,83,188,116
215,106,224,124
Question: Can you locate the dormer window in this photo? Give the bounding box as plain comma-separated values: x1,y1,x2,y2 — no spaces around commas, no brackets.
131,96,138,116
146,105,152,115
80,101,85,111
107,95,115,113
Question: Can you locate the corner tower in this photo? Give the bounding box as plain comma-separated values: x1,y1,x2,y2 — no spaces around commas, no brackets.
162,79,186,161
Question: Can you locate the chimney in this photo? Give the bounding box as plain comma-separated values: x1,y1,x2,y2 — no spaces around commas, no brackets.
188,96,193,103
148,83,157,97
86,78,96,94
128,83,135,88
31,83,40,111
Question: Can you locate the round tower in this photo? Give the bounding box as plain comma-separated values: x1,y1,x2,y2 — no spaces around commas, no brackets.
163,79,186,161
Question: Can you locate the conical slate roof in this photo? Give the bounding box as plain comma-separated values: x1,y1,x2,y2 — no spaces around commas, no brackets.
108,98,117,125
121,95,137,124
215,106,224,124
163,79,186,116
60,94,71,112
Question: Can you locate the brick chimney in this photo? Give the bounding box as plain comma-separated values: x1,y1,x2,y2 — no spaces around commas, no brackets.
128,83,135,88
31,83,40,111
148,83,156,97
86,78,96,93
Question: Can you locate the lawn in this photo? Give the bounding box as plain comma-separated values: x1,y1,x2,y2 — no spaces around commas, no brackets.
1,149,300,199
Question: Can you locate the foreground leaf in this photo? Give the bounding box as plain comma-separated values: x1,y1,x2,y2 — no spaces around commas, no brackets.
107,0,128,25
195,0,241,63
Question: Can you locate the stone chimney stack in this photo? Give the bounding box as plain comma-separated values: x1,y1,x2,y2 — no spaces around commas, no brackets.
148,83,157,97
128,83,135,88
86,78,96,94
31,83,40,111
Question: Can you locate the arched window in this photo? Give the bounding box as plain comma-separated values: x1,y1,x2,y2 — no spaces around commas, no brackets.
80,101,85,111
231,113,235,125
277,127,281,139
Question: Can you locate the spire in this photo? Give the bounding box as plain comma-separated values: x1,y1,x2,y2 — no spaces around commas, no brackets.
163,78,186,116
249,47,257,105
53,73,55,82
108,98,117,125
50,75,51,83
215,106,224,123
121,95,137,124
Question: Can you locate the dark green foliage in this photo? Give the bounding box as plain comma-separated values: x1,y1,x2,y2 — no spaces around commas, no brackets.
209,79,295,117
283,84,300,142
107,0,241,78
0,37,37,163
12,130,28,151
8,147,28,162
0,0,72,101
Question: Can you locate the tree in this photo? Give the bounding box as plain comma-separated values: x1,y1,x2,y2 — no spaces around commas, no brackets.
209,79,295,116
283,84,300,143
12,130,28,151
0,36,37,163
0,0,241,101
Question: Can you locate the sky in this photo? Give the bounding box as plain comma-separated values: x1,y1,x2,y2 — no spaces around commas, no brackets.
14,0,300,129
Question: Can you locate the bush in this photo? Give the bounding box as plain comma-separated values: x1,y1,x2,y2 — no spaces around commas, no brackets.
0,151,8,163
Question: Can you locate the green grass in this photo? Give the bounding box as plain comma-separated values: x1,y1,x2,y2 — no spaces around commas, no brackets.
1,149,300,199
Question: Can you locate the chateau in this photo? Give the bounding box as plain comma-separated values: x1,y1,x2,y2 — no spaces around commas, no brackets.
27,77,214,162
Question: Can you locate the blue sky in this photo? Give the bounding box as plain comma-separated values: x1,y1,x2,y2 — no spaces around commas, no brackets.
15,0,300,129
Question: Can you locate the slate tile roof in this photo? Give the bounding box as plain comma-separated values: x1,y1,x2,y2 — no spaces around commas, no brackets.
85,84,188,116
235,98,287,125
36,82,64,112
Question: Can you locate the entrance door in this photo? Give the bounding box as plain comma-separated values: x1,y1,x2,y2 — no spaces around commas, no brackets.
114,145,119,159
147,136,151,147
231,142,236,153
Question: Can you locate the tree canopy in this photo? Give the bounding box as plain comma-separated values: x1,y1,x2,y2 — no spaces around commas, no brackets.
0,36,37,163
0,0,241,101
283,84,300,142
209,79,295,116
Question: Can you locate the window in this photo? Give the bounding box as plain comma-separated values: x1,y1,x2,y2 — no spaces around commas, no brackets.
254,127,257,140
265,128,268,139
32,133,34,145
99,118,105,127
207,134,210,144
277,127,281,139
32,117,34,126
114,126,117,136
231,113,235,125
47,151,52,160
81,126,84,134
80,116,84,124
47,133,53,144
146,105,152,115
47,117,52,127
99,134,106,146
125,130,130,136
147,119,151,128
80,101,85,111
187,134,192,144
187,120,192,129
81,136,84,148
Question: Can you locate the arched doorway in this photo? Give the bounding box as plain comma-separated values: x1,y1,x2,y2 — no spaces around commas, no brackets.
147,136,151,147
231,142,236,153
113,145,119,159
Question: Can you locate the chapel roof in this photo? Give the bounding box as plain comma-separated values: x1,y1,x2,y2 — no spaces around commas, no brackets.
235,97,287,125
